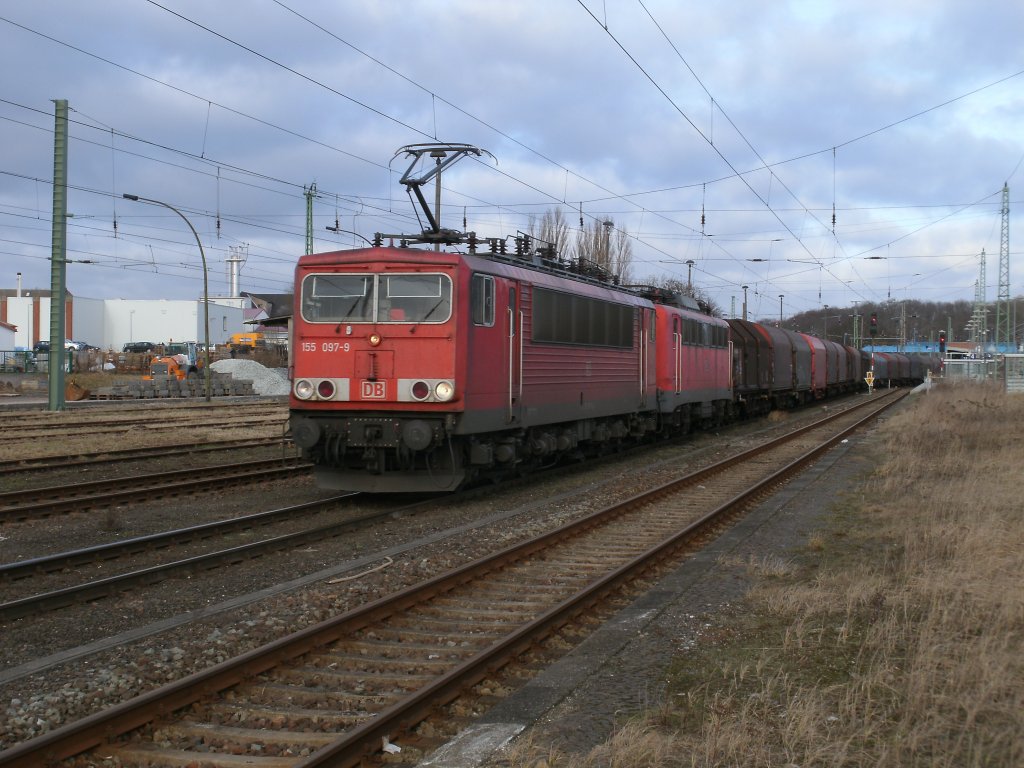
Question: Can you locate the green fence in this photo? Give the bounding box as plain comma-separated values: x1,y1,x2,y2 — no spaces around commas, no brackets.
0,350,73,373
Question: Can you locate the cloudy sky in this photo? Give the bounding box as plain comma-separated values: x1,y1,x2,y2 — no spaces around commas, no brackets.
2,0,1022,322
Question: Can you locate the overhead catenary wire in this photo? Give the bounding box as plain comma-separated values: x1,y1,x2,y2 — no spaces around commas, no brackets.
3,10,1007,273
579,0,1022,310
0,6,1017,308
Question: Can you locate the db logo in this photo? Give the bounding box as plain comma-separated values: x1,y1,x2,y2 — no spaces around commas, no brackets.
361,380,387,399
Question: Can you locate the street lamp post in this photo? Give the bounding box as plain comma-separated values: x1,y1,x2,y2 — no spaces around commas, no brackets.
742,285,749,321
823,304,829,340
685,259,694,289
122,194,211,402
778,295,784,327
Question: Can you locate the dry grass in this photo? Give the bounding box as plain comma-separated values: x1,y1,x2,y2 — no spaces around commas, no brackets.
501,382,1024,767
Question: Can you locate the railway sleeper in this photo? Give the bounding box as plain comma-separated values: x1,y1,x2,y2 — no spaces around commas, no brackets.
110,743,300,768
305,652,454,674
202,702,375,730
272,666,435,689
228,682,391,709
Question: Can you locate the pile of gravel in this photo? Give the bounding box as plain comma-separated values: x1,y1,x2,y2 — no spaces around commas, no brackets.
210,359,290,396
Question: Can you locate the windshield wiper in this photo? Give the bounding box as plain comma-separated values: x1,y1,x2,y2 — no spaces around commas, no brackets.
421,297,447,321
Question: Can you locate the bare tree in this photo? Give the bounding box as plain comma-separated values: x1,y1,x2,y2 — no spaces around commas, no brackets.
572,218,634,284
527,208,572,256
652,275,721,317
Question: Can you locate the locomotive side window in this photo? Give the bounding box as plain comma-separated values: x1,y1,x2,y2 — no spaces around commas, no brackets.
532,287,632,348
383,274,451,323
471,274,495,326
301,274,374,322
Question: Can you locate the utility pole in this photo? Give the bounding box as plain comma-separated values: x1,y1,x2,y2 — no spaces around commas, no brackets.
304,182,316,255
973,250,988,352
899,302,907,352
995,183,1010,350
48,99,69,412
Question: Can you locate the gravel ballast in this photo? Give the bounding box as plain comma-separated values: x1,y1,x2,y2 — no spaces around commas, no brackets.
0,397,883,759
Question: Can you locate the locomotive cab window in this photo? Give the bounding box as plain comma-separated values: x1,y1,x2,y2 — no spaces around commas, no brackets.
301,274,374,322
383,274,451,323
471,274,495,326
300,272,451,324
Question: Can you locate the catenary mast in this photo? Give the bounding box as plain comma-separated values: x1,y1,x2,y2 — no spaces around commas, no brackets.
995,183,1011,349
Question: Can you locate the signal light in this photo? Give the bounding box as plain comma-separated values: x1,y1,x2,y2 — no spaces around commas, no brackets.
869,312,878,337
939,331,946,355
411,380,431,401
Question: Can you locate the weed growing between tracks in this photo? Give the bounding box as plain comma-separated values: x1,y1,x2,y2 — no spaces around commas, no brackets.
501,383,1024,767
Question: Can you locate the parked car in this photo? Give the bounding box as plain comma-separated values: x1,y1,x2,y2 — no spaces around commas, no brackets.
34,339,91,353
123,341,157,353
34,339,94,354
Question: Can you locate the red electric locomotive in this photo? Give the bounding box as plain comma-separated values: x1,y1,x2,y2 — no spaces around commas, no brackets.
289,242,667,492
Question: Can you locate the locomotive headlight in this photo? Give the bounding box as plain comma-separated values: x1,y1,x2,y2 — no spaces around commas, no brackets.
294,379,314,399
317,380,336,399
368,333,382,346
434,380,455,402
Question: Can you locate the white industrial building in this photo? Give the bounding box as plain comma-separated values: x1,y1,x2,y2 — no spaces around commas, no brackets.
1,287,245,351
0,320,15,349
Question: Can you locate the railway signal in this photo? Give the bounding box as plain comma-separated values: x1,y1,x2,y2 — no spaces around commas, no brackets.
869,312,878,337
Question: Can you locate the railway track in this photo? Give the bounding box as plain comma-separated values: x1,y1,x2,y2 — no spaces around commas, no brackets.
0,389,906,768
0,457,310,523
1,413,287,439
3,400,284,429
0,494,372,621
0,436,291,475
